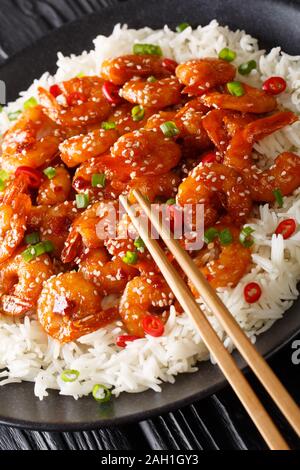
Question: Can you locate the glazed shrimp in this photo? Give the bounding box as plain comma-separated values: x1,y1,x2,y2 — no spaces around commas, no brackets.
38,76,111,128
37,272,118,342
119,275,174,337
127,172,181,203
121,77,182,109
177,162,252,226
0,176,31,263
59,128,119,167
37,166,71,205
1,106,60,172
176,58,236,95
0,251,55,317
101,54,170,85
201,84,277,114
107,103,153,134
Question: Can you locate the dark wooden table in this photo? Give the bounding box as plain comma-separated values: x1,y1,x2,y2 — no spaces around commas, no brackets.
0,0,299,451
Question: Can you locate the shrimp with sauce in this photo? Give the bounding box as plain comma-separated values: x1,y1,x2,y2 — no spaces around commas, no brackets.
121,77,182,109
37,166,71,205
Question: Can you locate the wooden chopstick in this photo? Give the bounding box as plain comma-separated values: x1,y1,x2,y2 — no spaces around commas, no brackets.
132,189,300,440
120,194,289,450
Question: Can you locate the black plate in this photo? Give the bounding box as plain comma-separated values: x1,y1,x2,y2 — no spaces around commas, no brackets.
0,0,300,431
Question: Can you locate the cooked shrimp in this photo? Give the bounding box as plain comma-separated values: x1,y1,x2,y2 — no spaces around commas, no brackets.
201,84,277,114
176,58,236,94
0,176,31,263
59,128,119,167
107,103,153,134
177,162,252,226
37,166,71,205
1,106,60,172
38,76,111,128
145,110,177,130
101,54,170,85
0,251,55,317
121,77,182,109
119,275,174,336
127,172,180,203
37,272,118,342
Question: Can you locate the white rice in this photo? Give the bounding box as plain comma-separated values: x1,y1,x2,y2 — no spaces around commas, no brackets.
0,21,299,400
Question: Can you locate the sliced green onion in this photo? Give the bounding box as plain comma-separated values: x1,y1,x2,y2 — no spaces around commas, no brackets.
219,228,233,245
176,22,190,32
134,237,145,253
218,47,236,62
43,167,56,180
239,226,255,247
102,121,116,130
131,105,145,122
24,97,38,110
92,173,106,188
122,251,138,265
76,193,89,209
133,43,162,56
76,72,85,77
147,76,157,83
238,60,257,76
0,180,6,191
22,240,54,262
61,369,79,383
160,121,180,137
273,188,283,207
227,81,245,97
8,110,22,121
92,384,112,403
204,227,219,244
25,232,40,245
166,198,176,205
0,169,10,181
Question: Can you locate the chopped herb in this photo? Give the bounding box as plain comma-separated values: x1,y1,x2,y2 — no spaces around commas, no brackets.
160,121,180,137
24,97,38,110
25,232,40,245
204,227,219,244
102,121,116,130
133,43,162,56
22,240,54,262
61,370,79,382
273,188,283,207
147,76,157,83
219,228,233,245
43,167,56,180
122,251,138,265
238,60,257,75
92,384,112,403
227,81,245,97
239,226,255,247
76,193,89,209
134,237,145,252
131,105,145,122
92,173,106,188
8,110,22,121
166,198,176,205
218,48,236,62
176,22,190,32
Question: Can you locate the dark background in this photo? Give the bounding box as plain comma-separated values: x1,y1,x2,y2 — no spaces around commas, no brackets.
0,0,299,451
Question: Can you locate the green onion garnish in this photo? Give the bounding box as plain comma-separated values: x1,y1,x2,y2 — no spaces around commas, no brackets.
239,226,255,247
61,370,80,383
92,173,106,188
204,227,219,244
176,22,190,32
238,60,257,76
122,251,138,265
0,180,6,191
147,76,157,83
218,47,236,62
273,188,283,207
227,81,245,97
131,105,145,122
22,240,54,262
133,43,162,56
160,121,180,138
92,384,112,403
76,72,85,77
25,232,40,245
43,167,56,180
134,237,145,253
166,198,176,205
24,97,38,110
8,110,22,121
76,193,89,209
0,169,9,181
102,121,116,130
219,228,233,245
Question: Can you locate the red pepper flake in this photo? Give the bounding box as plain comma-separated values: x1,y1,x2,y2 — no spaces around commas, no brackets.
262,76,287,95
66,92,87,107
142,314,165,337
275,218,296,239
102,81,122,105
49,84,63,98
15,166,43,188
116,335,140,347
201,151,217,164
244,282,262,304
162,58,178,73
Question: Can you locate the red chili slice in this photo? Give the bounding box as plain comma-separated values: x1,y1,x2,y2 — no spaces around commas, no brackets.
116,335,140,347
275,218,296,239
142,315,165,337
66,92,87,107
262,76,287,95
49,84,63,98
201,151,217,164
162,58,178,73
15,166,43,188
102,81,122,105
244,282,262,304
